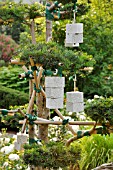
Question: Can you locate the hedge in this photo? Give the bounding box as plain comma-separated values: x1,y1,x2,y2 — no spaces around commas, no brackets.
0,85,29,109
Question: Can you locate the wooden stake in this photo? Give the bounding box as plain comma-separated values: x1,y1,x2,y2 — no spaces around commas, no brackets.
10,59,25,65
27,90,36,114
55,109,76,135
29,57,38,89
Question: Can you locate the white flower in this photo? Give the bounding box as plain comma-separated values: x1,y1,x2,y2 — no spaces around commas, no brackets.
4,138,10,144
50,137,58,142
68,112,72,115
94,95,100,99
1,144,14,154
9,153,19,161
79,114,86,120
16,164,22,169
52,116,61,121
87,99,92,103
3,161,9,167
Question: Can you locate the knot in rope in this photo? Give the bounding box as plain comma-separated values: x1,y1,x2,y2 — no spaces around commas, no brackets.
62,119,69,125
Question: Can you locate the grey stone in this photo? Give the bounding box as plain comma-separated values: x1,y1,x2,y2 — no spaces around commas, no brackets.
46,98,63,109
66,102,84,112
66,91,84,103
45,77,65,87
45,87,64,98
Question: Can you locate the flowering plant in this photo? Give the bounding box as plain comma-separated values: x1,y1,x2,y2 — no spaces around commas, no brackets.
0,34,18,62
0,131,28,169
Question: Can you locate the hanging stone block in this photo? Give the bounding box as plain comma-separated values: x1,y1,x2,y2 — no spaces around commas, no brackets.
45,77,65,109
66,33,83,44
45,87,64,98
65,23,83,47
66,23,83,34
67,92,83,103
46,98,63,109
17,133,28,144
66,102,84,112
45,77,65,88
66,91,84,112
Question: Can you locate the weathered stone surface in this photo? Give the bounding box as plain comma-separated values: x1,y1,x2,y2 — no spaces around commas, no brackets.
17,133,28,144
46,98,63,109
45,77,65,87
45,87,64,98
66,102,84,112
66,91,84,103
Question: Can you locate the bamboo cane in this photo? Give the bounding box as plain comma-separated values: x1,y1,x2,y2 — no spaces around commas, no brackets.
0,109,18,113
10,59,25,65
20,119,101,126
27,90,36,114
55,109,77,135
29,57,38,89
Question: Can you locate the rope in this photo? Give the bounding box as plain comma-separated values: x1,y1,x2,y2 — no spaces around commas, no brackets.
31,66,37,72
34,83,42,93
26,114,37,125
1,109,8,116
62,119,69,125
29,138,41,144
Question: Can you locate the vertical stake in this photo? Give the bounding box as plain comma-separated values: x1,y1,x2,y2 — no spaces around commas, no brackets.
73,74,77,92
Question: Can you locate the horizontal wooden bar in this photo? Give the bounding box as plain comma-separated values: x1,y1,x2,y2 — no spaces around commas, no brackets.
19,119,101,126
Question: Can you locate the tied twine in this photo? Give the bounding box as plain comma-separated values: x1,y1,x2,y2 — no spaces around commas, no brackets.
77,130,90,139
26,114,37,125
62,119,69,125
34,84,42,93
1,109,8,116
29,138,42,144
31,66,37,72
25,70,33,78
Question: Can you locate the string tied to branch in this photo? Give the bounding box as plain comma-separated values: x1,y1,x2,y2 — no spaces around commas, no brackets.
34,83,42,93
29,138,42,144
26,114,37,125
1,109,8,116
31,65,37,72
77,130,90,139
62,119,69,125
25,70,33,79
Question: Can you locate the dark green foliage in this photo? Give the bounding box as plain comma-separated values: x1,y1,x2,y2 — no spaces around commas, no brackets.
23,141,81,169
0,66,29,93
0,85,29,109
17,41,76,70
85,96,113,124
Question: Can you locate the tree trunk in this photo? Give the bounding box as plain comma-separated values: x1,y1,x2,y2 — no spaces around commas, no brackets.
30,19,36,44
46,19,52,42
36,93,49,143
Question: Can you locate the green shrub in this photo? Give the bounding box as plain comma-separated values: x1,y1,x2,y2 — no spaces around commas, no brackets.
0,85,29,109
0,66,29,93
79,135,113,170
23,141,81,169
85,95,113,124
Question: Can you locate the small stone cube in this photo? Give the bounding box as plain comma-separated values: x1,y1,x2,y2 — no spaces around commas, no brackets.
14,141,22,151
66,91,83,103
45,87,64,98
66,102,84,112
46,98,63,109
17,133,28,144
45,77,65,87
